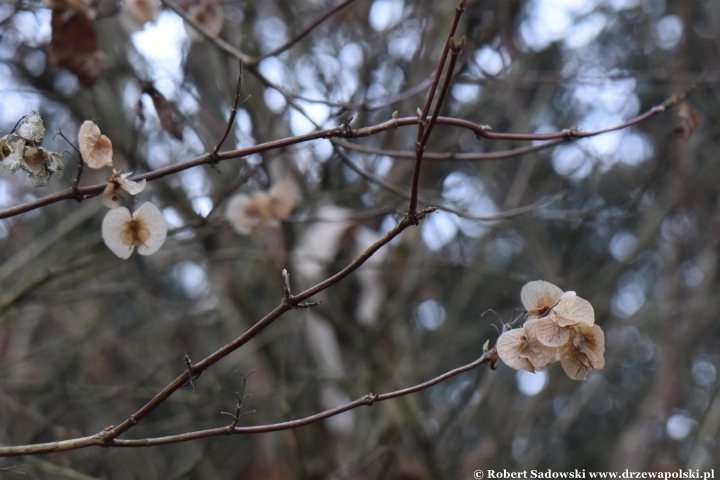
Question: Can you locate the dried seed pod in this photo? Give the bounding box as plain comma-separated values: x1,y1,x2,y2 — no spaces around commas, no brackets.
553,291,595,327
559,323,605,381
103,169,148,208
525,316,570,348
521,280,564,319
268,181,296,219
102,202,167,259
17,112,45,144
225,193,271,234
78,120,113,169
496,326,558,373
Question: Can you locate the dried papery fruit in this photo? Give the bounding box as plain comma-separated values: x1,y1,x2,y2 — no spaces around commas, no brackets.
521,280,564,319
675,102,699,141
525,317,570,348
559,323,605,381
102,169,148,208
269,181,296,220
0,135,10,159
225,193,273,234
143,86,184,140
49,11,104,88
17,112,45,144
102,202,168,259
120,0,160,31
78,120,113,169
183,0,224,42
552,291,595,327
496,327,558,373
4,139,26,173
225,182,296,235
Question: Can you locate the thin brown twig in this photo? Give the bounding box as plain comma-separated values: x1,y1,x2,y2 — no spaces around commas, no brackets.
334,137,566,161
332,144,563,221
256,0,356,62
0,90,693,221
409,0,467,217
15,207,431,452
210,62,244,163
159,0,252,62
0,350,490,455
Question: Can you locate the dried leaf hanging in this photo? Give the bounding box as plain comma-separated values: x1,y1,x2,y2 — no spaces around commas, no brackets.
78,120,113,168
225,182,297,235
49,10,104,88
142,86,184,140
102,202,168,259
102,170,147,208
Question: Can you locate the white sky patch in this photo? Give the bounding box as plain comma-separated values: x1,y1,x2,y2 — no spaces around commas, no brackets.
258,57,289,88
172,261,209,297
313,139,333,161
373,156,393,177
163,206,185,228
619,132,653,166
611,283,645,318
191,196,213,217
179,168,210,197
552,144,592,180
263,88,287,113
254,16,288,53
451,83,481,103
422,213,457,251
692,359,716,387
609,230,637,261
339,43,364,70
369,0,404,32
666,413,695,441
288,98,329,135
656,15,683,50
131,12,187,88
519,0,606,51
416,299,446,331
473,46,508,77
564,12,607,49
516,370,548,396
389,29,420,61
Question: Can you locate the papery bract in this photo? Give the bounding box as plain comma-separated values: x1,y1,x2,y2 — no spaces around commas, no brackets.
78,120,113,169
17,112,45,144
269,181,296,220
102,202,167,259
496,327,558,373
553,291,595,327
559,323,605,381
521,280,564,319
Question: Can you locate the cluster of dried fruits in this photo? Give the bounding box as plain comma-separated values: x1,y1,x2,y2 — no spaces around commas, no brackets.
0,112,63,187
77,119,168,260
224,182,296,235
496,280,605,381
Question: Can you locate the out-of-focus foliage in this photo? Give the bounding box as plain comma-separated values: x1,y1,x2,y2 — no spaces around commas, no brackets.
0,0,719,477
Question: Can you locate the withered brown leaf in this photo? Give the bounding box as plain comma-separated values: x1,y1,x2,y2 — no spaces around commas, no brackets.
49,10,104,88
142,86,185,140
